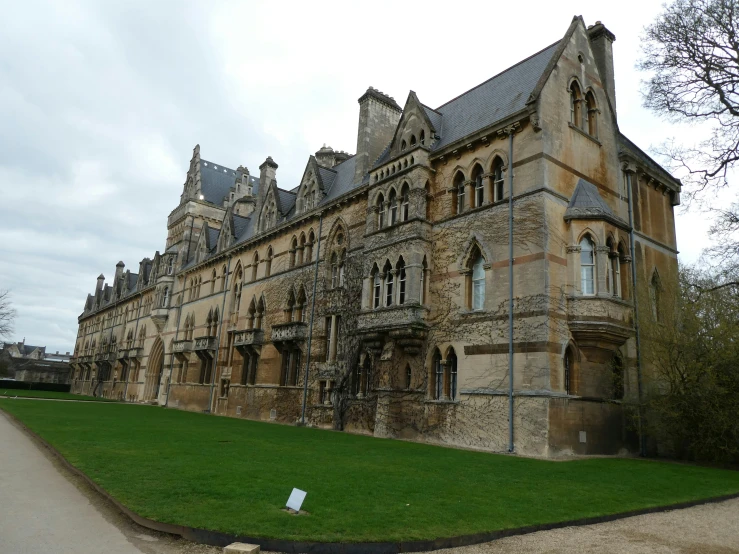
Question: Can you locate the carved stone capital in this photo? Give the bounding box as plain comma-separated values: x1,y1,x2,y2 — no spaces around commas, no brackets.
566,245,582,253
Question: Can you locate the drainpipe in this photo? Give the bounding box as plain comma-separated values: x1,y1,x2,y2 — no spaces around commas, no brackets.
207,257,232,413
300,212,324,425
507,129,516,453
164,291,184,408
626,169,646,457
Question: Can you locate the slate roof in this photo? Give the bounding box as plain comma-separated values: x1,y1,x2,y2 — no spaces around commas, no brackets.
431,42,560,151
232,213,251,240
564,178,625,226
200,159,259,205
207,227,220,251
618,133,681,190
127,272,139,290
277,189,297,215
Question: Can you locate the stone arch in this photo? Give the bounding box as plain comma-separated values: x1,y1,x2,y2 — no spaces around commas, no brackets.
576,227,600,246
146,336,165,401
457,234,493,270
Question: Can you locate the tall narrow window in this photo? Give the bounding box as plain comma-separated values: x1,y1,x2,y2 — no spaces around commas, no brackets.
265,247,273,277
290,237,298,267
585,91,597,137
252,253,259,281
339,250,346,287
384,261,394,307
376,194,385,229
372,267,381,309
650,271,661,321
306,231,314,262
325,317,333,362
255,297,264,329
405,364,412,389
420,257,428,304
211,269,217,294
161,287,169,308
472,164,484,208
298,234,305,265
455,172,466,214
471,253,485,310
400,183,410,221
492,157,505,202
389,189,398,225
330,253,338,288
397,258,406,305
618,243,628,299
433,350,443,400
419,130,425,146
570,81,583,128
580,236,595,295
606,239,615,295
448,348,458,401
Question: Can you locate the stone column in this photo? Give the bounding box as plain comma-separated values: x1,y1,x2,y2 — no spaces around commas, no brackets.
405,263,422,305
596,245,610,296
566,245,581,295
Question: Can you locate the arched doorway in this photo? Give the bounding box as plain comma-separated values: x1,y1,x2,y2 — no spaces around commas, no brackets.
145,337,164,402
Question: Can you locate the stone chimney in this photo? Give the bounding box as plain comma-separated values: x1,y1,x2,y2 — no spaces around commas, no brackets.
114,261,124,283
258,156,278,205
588,21,617,116
96,274,105,291
353,87,402,184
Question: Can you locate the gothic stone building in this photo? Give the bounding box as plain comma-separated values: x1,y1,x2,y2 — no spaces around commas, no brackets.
69,17,680,457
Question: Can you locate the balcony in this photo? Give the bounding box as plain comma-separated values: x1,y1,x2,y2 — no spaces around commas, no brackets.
127,347,143,359
271,322,307,345
231,329,264,354
357,304,429,354
173,339,193,361
116,349,129,360
151,307,169,332
193,336,217,359
566,295,633,350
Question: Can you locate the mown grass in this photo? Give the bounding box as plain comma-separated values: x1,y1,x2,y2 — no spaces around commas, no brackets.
0,389,115,401
1,399,738,543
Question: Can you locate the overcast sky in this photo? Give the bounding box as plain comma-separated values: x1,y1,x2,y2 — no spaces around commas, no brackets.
0,0,725,353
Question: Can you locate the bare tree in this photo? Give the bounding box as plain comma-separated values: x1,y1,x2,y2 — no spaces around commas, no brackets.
639,0,739,192
0,289,15,340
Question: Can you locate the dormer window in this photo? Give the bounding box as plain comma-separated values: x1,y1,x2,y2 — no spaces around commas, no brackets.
420,130,425,145
410,135,417,146
401,139,407,151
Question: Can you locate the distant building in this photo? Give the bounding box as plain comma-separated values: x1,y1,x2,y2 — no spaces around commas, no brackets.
0,340,72,384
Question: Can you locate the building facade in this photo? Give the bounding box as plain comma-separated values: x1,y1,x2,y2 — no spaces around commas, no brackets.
1,341,72,383
69,17,680,457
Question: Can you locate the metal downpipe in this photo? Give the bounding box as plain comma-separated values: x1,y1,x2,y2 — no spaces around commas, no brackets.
507,130,515,453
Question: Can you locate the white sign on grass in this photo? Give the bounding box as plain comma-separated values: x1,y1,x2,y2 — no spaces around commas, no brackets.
286,488,307,512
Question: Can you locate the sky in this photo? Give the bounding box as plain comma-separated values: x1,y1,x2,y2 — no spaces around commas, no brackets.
0,0,727,353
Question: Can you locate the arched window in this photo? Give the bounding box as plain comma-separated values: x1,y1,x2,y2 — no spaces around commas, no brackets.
330,252,338,288
296,286,307,323
306,230,314,262
376,193,385,229
286,288,296,322
400,183,410,221
606,239,621,298
256,296,265,329
419,130,425,146
161,286,169,308
432,349,443,400
389,188,398,225
290,237,298,268
454,171,466,214
247,298,256,329
167,257,174,275
211,269,217,294
401,139,407,150
471,164,484,208
424,181,432,220
410,134,417,146
585,91,597,137
564,346,574,394
252,252,259,281
580,236,596,295
372,264,381,309
265,247,273,277
339,249,346,287
405,364,412,390
606,238,615,296
298,233,306,265
397,257,406,305
570,80,583,128
212,307,220,337
447,348,458,400
492,157,505,202
472,255,485,310
384,260,394,307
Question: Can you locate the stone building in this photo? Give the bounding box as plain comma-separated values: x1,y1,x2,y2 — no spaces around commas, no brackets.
1,341,72,383
69,17,680,456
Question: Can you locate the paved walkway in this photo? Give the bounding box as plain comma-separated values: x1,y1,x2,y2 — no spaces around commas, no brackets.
0,411,215,554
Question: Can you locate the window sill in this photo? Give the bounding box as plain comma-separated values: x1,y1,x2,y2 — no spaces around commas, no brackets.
568,122,601,146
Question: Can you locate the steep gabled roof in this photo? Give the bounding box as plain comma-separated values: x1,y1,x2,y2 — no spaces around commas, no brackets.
431,41,561,151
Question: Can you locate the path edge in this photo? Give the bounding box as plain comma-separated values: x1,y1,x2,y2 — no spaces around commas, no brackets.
3,407,739,554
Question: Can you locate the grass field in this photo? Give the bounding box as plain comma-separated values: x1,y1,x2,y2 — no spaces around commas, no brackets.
0,389,115,401
1,400,738,543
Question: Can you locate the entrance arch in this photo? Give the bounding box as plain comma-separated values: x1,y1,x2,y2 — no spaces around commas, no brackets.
145,337,164,402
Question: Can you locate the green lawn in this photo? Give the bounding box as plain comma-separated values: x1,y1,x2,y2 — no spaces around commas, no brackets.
0,389,115,401
1,400,738,543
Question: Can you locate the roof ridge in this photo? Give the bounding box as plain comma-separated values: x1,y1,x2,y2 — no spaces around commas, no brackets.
421,103,442,115
435,40,562,111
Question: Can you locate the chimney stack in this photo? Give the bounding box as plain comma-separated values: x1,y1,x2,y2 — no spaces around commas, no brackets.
96,274,105,291
354,87,402,184
114,261,125,283
258,157,278,205
588,21,617,116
